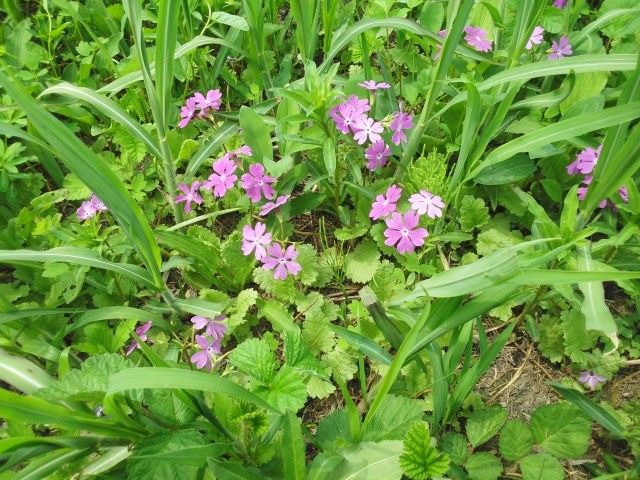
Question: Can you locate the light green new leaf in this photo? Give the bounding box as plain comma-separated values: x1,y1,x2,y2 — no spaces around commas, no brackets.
40,82,162,159
0,247,157,289
0,348,53,394
0,72,164,289
211,11,249,30
576,243,618,352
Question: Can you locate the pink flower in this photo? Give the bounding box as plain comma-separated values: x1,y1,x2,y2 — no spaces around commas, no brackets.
567,145,601,176
464,26,493,52
578,370,605,390
369,184,402,220
193,89,222,115
434,29,447,59
124,321,153,356
390,111,413,145
241,163,276,202
577,175,628,209
260,194,290,216
76,194,107,221
191,315,210,330
233,145,252,157
553,0,568,8
191,315,227,340
261,244,301,280
409,190,445,219
175,181,203,213
549,36,572,60
359,80,391,91
203,155,237,197
526,26,545,50
178,96,198,128
352,116,384,145
242,222,272,260
365,141,392,171
618,186,629,203
384,212,428,254
329,96,371,134
190,335,221,370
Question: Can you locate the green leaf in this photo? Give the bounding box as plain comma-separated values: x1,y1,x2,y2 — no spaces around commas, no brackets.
465,452,502,480
399,422,450,480
11,447,90,480
459,195,490,232
499,420,534,462
441,432,469,465
239,106,274,171
65,306,162,334
334,440,404,480
323,137,336,178
466,406,508,448
282,412,306,480
363,395,424,442
210,10,249,30
0,247,157,289
530,404,591,459
229,338,278,384
106,367,276,412
36,354,132,402
0,348,53,394
259,365,307,413
330,325,392,366
474,153,535,185
208,459,269,479
468,102,640,180
519,453,564,480
344,240,380,284
185,122,240,178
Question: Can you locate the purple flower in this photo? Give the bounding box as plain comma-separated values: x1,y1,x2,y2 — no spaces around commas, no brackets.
369,184,402,220
365,141,392,171
618,186,629,203
578,175,628,209
329,96,371,134
434,29,447,59
409,190,445,219
390,111,413,145
384,212,429,254
260,194,290,216
553,0,568,8
233,145,252,157
242,222,272,260
191,315,210,330
193,89,222,115
359,80,391,91
578,370,606,390
526,26,545,50
549,36,572,60
261,244,301,280
464,26,493,52
76,194,107,221
204,155,237,197
179,96,198,128
125,321,153,356
191,315,227,340
567,145,601,176
190,335,221,370
352,116,384,145
175,181,203,213
241,163,276,202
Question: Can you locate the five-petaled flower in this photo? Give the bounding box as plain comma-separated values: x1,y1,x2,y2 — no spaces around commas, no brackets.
409,190,445,219
329,96,370,134
548,36,572,60
178,97,198,128
352,116,384,145
526,26,545,50
190,335,222,370
242,222,273,260
464,26,493,52
241,163,276,202
193,89,222,115
390,111,413,145
567,145,601,175
77,194,107,221
125,321,153,356
370,185,402,220
384,212,429,254
191,315,227,339
365,141,392,171
261,244,301,280
204,155,238,197
578,370,606,390
359,80,391,91
260,194,290,216
175,181,203,213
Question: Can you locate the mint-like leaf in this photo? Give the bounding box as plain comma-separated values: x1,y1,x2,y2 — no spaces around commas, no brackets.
399,422,450,480
466,406,508,448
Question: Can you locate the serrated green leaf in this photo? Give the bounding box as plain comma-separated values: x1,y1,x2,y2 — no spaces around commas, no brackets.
363,395,424,442
466,406,508,448
441,432,469,465
334,440,404,480
530,404,592,459
499,420,533,461
399,422,450,480
345,240,380,284
459,195,489,232
259,365,307,413
465,452,502,480
519,453,564,480
229,338,278,384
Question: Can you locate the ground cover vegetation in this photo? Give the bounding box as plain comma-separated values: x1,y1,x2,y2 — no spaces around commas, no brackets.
0,0,639,478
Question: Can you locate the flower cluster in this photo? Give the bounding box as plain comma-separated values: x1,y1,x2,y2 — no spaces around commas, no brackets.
124,321,153,356
567,145,628,208
369,185,444,254
242,222,301,280
76,194,107,221
329,94,413,172
179,89,222,128
190,315,227,370
175,146,284,214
